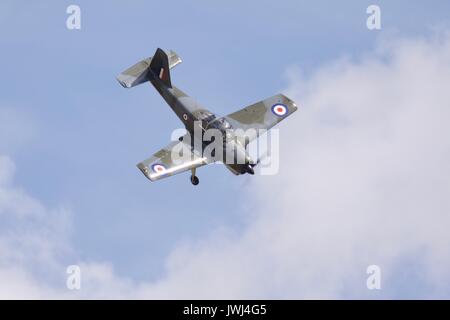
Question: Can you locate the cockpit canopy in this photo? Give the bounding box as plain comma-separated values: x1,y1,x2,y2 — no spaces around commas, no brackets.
198,110,216,124
207,117,232,131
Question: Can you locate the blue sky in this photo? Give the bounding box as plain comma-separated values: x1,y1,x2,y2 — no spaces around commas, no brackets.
1,1,450,298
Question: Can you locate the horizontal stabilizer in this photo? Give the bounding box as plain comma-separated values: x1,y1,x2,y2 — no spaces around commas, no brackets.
116,49,182,88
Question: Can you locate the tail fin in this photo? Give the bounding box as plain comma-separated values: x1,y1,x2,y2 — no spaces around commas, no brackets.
116,48,181,89
149,48,172,88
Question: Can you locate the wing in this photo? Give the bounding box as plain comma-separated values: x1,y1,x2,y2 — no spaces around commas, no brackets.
225,93,298,142
137,138,207,182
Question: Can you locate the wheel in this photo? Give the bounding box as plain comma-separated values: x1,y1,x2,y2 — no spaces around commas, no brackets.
190,175,199,185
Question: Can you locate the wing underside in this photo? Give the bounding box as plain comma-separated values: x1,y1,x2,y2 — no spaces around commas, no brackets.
225,93,298,142
137,139,207,182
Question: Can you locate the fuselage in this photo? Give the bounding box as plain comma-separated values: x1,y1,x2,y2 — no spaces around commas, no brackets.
149,77,254,175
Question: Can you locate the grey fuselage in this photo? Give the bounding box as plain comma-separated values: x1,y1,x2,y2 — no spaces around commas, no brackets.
149,76,252,175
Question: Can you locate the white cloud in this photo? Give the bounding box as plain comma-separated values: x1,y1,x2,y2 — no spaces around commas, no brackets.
0,152,79,298
1,31,450,299
0,153,139,299
134,32,450,299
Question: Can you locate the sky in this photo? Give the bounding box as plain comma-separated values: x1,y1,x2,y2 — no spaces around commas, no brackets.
1,0,450,298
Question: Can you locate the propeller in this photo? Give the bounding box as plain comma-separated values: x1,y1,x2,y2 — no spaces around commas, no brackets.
245,164,255,175
245,149,272,175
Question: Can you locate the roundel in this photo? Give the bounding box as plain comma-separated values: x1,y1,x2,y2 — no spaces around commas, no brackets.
151,163,166,174
183,114,188,121
271,104,288,117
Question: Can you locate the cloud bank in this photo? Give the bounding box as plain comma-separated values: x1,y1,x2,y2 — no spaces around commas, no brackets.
1,31,450,298
136,32,450,299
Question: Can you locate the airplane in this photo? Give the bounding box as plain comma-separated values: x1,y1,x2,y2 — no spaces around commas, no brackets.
117,48,298,185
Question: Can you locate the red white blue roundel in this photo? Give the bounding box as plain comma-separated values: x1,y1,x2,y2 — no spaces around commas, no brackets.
271,104,288,117
151,163,166,174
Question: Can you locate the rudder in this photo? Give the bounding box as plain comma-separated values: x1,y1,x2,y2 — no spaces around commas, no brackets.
116,48,181,89
149,48,172,88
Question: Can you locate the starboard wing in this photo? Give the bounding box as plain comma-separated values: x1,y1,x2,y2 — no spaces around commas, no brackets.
225,93,298,142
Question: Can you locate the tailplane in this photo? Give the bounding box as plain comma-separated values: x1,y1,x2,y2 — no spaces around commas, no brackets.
116,48,181,89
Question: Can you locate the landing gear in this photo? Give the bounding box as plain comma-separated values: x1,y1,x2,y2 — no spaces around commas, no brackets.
190,175,199,185
190,168,199,185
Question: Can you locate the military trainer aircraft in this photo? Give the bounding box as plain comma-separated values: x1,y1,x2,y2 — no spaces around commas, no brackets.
117,48,297,185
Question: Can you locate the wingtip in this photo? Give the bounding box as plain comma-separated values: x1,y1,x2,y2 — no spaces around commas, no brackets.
281,94,299,111
136,163,152,181
116,74,132,88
